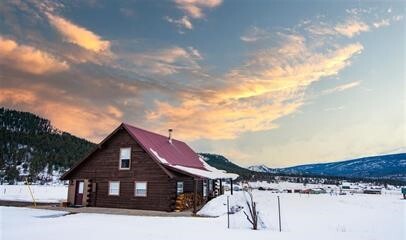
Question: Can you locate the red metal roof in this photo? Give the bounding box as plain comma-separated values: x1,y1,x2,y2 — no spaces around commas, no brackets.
123,123,206,169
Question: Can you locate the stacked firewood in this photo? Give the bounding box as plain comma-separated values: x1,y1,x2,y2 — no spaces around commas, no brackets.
175,193,203,211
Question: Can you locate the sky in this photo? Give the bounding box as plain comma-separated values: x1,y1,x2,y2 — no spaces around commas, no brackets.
0,0,405,168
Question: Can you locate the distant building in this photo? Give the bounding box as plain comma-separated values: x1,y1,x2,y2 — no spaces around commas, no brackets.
309,188,327,194
363,189,382,194
61,123,237,212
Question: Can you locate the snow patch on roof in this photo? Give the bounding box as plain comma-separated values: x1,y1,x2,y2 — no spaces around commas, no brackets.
150,148,238,179
149,148,169,164
171,165,239,180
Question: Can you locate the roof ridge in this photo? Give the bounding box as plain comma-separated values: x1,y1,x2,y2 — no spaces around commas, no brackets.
122,122,183,143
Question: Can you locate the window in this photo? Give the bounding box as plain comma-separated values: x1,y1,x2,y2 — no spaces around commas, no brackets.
119,147,131,169
92,183,97,193
109,181,120,196
177,181,184,195
78,181,84,194
203,181,208,197
135,182,147,197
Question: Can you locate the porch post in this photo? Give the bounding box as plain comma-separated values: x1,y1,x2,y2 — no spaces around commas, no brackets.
230,178,233,195
193,179,197,214
219,179,223,195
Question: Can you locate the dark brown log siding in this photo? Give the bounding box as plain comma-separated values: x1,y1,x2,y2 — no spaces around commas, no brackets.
68,129,175,211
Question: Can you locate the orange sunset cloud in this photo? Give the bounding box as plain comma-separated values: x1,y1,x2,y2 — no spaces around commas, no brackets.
46,13,111,53
0,87,120,142
0,36,69,75
147,37,363,140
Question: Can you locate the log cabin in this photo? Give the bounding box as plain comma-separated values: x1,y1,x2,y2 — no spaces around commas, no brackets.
60,123,238,212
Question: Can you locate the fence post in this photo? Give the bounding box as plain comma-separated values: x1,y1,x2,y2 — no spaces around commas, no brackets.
277,196,281,232
27,184,37,207
227,196,230,229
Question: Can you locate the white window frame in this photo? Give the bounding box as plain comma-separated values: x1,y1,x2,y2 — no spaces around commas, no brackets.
119,147,131,170
177,181,184,195
135,181,148,197
108,181,120,196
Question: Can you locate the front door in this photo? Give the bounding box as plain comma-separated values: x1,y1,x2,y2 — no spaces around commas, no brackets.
74,180,84,205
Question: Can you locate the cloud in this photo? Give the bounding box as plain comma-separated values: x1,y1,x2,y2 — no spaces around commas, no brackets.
0,87,121,142
306,19,370,38
187,46,203,59
127,46,203,75
167,0,222,32
322,81,361,95
0,36,69,74
373,19,390,28
146,35,363,140
393,15,404,21
306,8,403,39
174,0,222,19
306,22,337,36
240,26,271,42
345,8,372,16
46,13,111,53
334,20,370,37
0,51,148,142
324,106,345,112
165,16,193,30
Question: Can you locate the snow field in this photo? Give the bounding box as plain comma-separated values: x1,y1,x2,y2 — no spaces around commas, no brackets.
198,190,405,239
1,184,404,240
0,184,67,203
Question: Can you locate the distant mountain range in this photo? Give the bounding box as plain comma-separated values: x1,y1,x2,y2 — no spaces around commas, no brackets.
248,165,278,173
248,153,406,181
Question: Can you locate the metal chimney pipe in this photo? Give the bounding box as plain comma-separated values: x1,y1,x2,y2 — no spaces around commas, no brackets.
168,129,173,144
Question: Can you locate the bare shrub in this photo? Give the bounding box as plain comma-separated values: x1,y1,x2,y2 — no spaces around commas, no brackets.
243,190,259,230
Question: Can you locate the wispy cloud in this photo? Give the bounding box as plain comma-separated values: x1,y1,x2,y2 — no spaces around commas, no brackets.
174,0,222,19
322,81,361,95
167,0,222,31
0,36,69,74
305,7,403,39
240,26,271,42
373,19,390,28
306,19,370,38
127,46,203,75
147,34,363,140
46,13,111,53
165,16,193,31
334,20,370,37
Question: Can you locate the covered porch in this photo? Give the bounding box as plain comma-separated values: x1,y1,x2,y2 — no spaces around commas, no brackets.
164,164,238,213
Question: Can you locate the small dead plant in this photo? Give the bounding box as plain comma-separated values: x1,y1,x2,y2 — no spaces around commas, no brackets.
243,190,259,230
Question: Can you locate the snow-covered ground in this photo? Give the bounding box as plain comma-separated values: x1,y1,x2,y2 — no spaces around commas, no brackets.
198,191,405,239
0,184,67,203
1,190,404,240
245,180,401,194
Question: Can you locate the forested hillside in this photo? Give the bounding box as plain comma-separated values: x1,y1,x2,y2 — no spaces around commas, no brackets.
0,108,95,183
